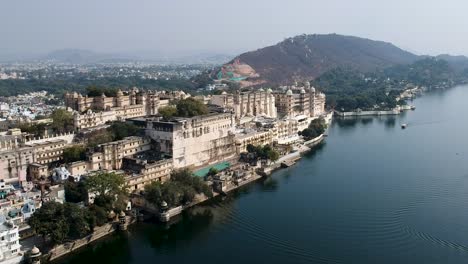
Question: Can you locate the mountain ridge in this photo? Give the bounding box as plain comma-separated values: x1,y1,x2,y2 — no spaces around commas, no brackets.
212,34,427,87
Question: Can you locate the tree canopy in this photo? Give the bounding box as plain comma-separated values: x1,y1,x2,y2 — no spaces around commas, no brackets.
50,108,74,133
84,172,128,212
312,58,458,111
158,98,209,119
63,145,87,163
81,121,141,149
299,118,326,140
0,77,196,97
246,144,280,162
18,123,48,137
86,86,118,97
144,169,212,208
108,122,140,140
158,105,177,119
28,202,94,245
174,98,208,117
65,179,88,203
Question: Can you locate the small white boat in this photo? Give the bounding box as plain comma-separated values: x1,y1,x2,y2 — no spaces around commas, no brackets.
410,106,416,110
401,124,407,129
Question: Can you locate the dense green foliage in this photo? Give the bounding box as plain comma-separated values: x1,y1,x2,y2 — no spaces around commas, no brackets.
28,202,95,244
86,86,119,97
299,118,326,140
50,108,74,133
84,172,128,212
16,108,73,137
108,122,140,140
175,98,209,117
382,58,455,87
18,123,48,137
313,58,461,111
158,106,178,119
64,180,88,203
246,144,280,162
207,167,219,177
144,169,213,208
159,98,208,119
83,121,141,148
312,68,398,111
0,77,196,97
62,145,87,163
85,129,115,148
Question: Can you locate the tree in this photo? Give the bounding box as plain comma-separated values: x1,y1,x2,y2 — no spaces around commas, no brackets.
158,106,177,119
64,203,92,239
50,108,73,133
144,182,163,206
246,144,258,153
63,145,87,163
65,180,88,203
108,122,140,140
88,204,108,227
175,98,208,117
245,144,280,163
300,118,326,140
144,181,183,208
27,202,93,244
86,86,118,97
144,169,213,208
28,202,69,244
18,123,47,137
85,129,114,148
267,149,280,163
207,167,219,177
85,172,128,212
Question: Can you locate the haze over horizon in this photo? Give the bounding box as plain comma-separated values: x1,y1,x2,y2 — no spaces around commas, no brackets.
2,0,468,59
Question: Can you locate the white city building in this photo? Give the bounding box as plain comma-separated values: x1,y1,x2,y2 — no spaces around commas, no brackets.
0,215,22,264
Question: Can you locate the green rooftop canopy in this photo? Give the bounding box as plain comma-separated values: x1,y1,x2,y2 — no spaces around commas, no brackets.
193,162,231,177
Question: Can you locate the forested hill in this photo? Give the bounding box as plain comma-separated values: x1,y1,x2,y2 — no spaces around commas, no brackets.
212,34,420,86
312,58,461,111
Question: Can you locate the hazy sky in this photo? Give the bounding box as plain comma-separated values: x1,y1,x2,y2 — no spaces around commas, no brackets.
2,0,468,57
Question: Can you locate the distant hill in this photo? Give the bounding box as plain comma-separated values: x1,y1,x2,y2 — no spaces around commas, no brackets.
436,54,468,72
214,34,420,86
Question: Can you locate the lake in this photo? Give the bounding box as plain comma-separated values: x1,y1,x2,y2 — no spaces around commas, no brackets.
59,85,468,264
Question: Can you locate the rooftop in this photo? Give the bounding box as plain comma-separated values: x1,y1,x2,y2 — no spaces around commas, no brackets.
193,161,231,178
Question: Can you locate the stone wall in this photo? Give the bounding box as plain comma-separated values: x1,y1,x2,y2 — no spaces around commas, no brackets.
48,216,133,261
24,132,75,145
334,109,400,117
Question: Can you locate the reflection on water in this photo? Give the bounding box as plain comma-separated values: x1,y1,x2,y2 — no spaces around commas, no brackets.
360,117,373,125
303,141,326,159
58,232,131,264
144,209,215,250
334,117,360,129
384,117,396,128
260,177,279,192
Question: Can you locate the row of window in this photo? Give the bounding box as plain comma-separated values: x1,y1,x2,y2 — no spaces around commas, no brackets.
37,150,63,157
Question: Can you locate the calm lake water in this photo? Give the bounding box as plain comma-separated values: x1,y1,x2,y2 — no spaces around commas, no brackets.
59,85,468,264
